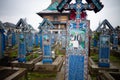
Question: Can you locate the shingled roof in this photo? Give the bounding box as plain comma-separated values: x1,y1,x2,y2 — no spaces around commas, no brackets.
37,0,70,17
45,1,59,10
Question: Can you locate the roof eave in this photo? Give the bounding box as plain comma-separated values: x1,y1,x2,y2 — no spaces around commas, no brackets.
37,11,70,17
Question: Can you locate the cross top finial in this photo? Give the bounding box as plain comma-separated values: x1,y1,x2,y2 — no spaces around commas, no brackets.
57,0,104,16
76,0,82,3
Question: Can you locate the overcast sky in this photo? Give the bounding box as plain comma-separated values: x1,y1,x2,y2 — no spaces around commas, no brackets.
0,0,120,31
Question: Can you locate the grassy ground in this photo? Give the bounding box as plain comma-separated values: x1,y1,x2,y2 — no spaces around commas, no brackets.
7,45,40,61
26,53,40,61
9,50,17,58
90,53,98,63
33,46,40,51
90,52,120,63
56,49,64,56
90,50,120,79
21,71,56,80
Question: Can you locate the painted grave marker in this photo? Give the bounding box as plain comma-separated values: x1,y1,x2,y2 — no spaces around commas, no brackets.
38,18,54,64
99,35,110,67
57,0,104,79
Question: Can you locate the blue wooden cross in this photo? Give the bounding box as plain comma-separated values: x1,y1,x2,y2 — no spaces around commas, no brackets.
0,21,6,59
99,34,110,67
57,0,104,80
0,29,5,59
18,32,26,62
42,31,53,64
16,18,28,62
96,19,117,67
57,0,104,18
38,18,54,64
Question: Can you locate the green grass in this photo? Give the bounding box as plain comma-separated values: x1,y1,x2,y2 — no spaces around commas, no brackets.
26,72,56,80
28,72,56,78
90,53,99,62
12,45,18,49
10,51,17,58
26,53,39,61
91,75,97,80
33,46,40,51
90,52,120,63
20,72,56,80
55,49,64,56
110,55,120,62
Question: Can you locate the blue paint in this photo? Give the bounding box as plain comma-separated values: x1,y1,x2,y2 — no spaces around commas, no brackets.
99,35,110,67
12,32,16,46
42,58,53,64
66,20,89,80
35,34,39,46
68,55,84,80
18,33,26,62
0,29,5,58
93,39,97,47
40,34,42,49
92,0,103,10
25,32,33,53
43,45,51,56
42,44,53,64
112,33,118,49
3,33,6,51
51,35,55,45
57,0,104,79
38,19,54,64
99,47,110,67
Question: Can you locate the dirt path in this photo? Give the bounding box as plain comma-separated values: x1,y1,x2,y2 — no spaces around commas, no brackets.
56,62,65,80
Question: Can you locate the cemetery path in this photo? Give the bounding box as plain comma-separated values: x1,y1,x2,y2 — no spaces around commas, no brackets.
56,61,65,80
111,61,120,70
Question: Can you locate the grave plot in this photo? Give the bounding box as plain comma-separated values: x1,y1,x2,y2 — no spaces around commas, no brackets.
88,56,119,75
0,23,17,65
89,19,120,77
34,18,64,72
27,71,57,80
0,66,27,80
54,44,66,56
11,53,42,70
34,56,64,72
5,38,41,70
98,72,120,80
11,18,42,70
89,51,120,79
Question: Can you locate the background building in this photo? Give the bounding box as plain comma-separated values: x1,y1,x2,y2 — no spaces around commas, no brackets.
37,0,70,35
